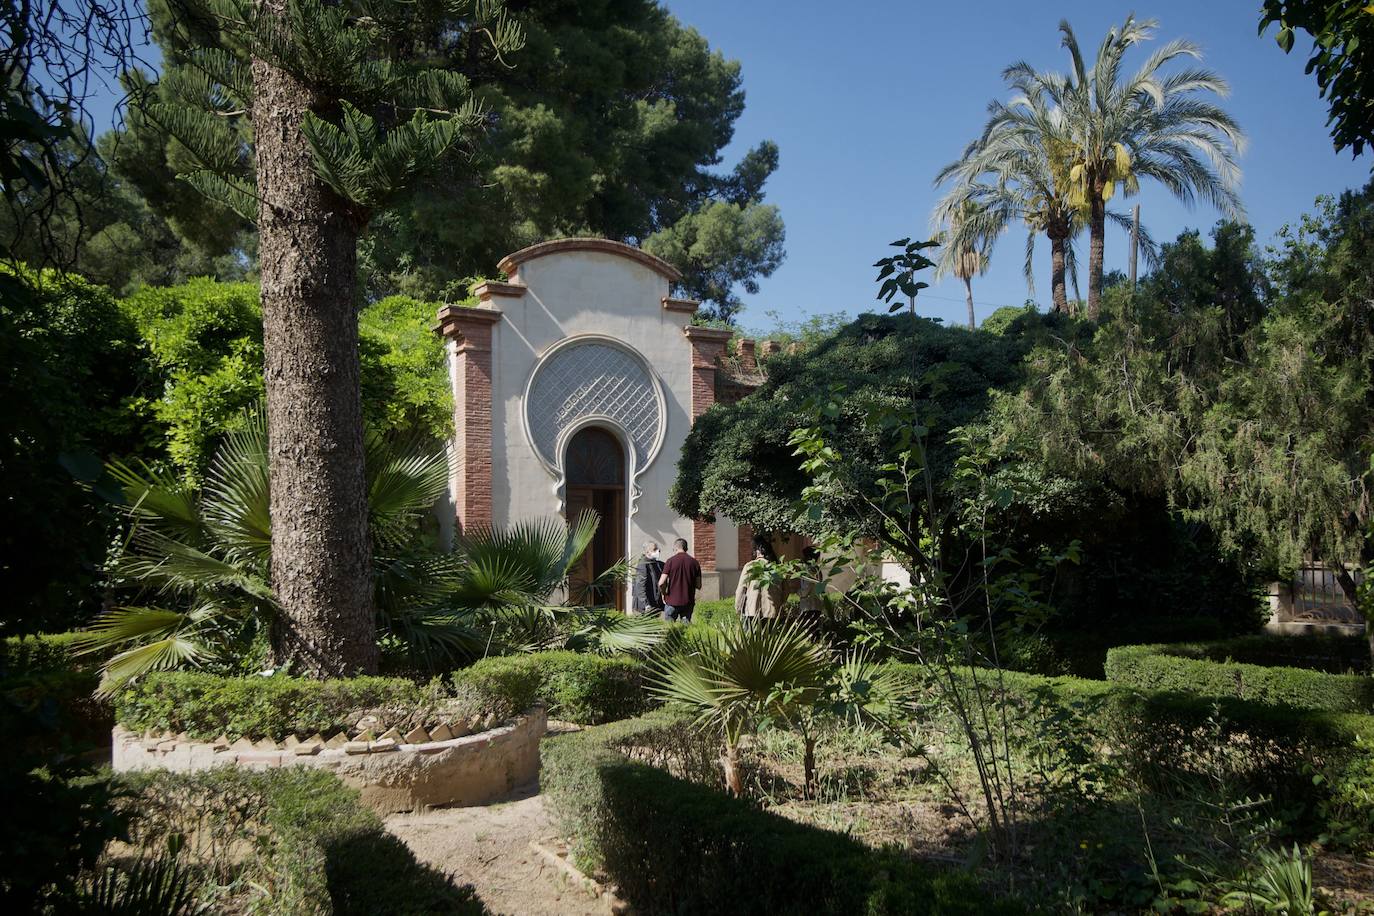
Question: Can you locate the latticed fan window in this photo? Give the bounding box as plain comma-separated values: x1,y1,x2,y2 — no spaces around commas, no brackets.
566,428,624,487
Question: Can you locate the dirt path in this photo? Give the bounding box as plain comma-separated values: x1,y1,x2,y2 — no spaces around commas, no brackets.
385,786,611,916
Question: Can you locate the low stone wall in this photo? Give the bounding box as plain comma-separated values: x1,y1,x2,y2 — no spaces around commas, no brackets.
112,706,547,814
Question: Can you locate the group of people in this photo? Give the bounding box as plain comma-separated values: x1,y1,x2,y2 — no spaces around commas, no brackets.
630,537,820,623
629,538,703,621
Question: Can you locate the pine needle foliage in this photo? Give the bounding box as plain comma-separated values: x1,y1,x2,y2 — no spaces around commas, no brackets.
139,0,524,222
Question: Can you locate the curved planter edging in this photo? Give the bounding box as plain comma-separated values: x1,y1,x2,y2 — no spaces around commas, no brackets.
112,706,547,814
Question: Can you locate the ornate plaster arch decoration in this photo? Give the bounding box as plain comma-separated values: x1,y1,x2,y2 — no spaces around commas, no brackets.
522,335,667,514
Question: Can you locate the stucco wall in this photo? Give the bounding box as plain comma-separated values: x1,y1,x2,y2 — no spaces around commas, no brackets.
481,248,739,601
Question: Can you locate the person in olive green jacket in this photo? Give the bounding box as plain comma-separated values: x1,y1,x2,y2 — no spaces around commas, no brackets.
735,541,784,626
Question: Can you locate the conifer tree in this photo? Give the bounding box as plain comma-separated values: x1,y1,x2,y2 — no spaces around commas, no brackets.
142,0,523,676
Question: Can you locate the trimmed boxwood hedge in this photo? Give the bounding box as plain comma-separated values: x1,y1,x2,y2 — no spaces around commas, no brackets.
1104,641,1374,713
121,767,483,915
542,708,1022,916
454,650,653,725
887,662,1374,824
1,632,92,676
1148,633,1368,673
116,650,658,740
114,672,435,741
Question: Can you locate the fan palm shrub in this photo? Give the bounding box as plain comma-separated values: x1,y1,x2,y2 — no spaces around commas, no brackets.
649,618,833,797
77,410,663,693
75,410,456,692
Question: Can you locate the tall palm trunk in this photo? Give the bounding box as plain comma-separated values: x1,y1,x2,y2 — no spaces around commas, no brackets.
1087,191,1106,320
963,275,975,330
1049,233,1069,314
253,1,377,677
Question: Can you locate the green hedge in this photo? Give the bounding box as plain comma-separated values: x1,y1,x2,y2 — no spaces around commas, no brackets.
542,709,1022,916
1,632,108,752
888,662,1374,826
1104,642,1374,713
1,632,96,677
121,767,482,915
116,650,655,740
1000,617,1231,678
114,672,436,741
453,650,653,725
1150,633,1368,674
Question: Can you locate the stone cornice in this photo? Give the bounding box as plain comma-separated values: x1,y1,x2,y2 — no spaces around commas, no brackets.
472,280,526,302
662,296,700,313
433,304,504,340
498,237,683,283
682,325,734,343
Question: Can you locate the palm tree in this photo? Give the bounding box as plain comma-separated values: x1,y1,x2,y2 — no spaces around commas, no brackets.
935,84,1084,315
1015,16,1245,319
935,199,993,329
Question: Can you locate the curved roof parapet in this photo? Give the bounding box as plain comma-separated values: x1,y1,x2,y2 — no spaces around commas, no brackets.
497,237,683,283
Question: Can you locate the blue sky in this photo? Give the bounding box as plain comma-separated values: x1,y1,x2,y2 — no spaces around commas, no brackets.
663,0,1373,332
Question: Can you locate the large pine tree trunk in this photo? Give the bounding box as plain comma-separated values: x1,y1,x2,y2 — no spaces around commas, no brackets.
253,3,377,677
1086,192,1106,321
1049,234,1069,314
963,275,975,330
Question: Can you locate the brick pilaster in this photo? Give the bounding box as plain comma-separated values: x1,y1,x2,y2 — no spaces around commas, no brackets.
733,337,757,372
683,326,733,571
737,523,755,568
436,304,505,534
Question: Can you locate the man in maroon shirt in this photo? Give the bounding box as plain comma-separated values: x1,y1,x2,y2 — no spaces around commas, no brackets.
657,537,702,622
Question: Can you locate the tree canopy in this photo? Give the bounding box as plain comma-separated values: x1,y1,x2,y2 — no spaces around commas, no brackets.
989,194,1373,608
105,0,784,319
1262,1,1374,158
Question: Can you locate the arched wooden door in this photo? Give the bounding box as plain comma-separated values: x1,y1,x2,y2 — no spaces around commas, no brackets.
564,427,625,609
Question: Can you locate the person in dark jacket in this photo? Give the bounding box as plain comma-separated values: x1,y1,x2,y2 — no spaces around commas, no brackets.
631,542,664,615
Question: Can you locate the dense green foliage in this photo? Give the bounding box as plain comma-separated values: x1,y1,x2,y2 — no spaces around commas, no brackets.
989,195,1374,612
86,411,455,692
103,0,784,318
121,767,483,915
672,312,1036,532
121,279,451,479
882,662,1374,831
542,708,1020,916
1,271,450,636
1104,642,1374,713
0,269,160,634
116,648,653,740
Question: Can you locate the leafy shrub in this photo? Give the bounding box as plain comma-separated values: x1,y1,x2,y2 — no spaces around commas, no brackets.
1,268,160,635
1010,616,1230,678
0,765,127,911
114,652,640,743
542,709,1021,915
1314,738,1374,852
120,767,482,915
1104,642,1374,712
453,650,653,725
114,672,436,741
